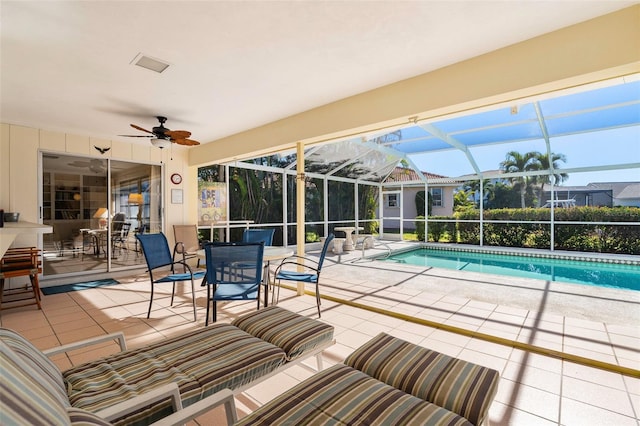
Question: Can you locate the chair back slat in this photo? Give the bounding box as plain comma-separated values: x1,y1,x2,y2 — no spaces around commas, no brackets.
136,233,173,269
242,229,275,246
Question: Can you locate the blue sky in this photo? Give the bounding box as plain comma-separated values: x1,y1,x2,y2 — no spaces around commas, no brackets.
412,125,640,186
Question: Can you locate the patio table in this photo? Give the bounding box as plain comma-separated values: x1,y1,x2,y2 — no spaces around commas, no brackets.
334,226,363,251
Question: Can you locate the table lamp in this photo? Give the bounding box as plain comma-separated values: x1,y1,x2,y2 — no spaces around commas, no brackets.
93,208,109,229
128,193,144,224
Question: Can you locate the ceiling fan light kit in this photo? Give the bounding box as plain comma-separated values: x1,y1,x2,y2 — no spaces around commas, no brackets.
151,138,171,149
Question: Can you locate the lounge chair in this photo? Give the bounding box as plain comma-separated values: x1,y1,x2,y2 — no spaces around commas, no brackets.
234,332,500,425
0,306,334,426
157,332,500,426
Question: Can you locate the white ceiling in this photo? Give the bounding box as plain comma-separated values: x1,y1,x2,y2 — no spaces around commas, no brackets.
1,1,635,148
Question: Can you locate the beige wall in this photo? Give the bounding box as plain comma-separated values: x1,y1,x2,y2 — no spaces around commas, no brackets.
0,123,194,248
190,5,640,167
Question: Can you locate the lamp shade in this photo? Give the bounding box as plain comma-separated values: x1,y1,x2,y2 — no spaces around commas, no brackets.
128,193,144,205
93,207,109,219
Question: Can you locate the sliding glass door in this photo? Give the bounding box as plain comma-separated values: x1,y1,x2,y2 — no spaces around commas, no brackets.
41,153,162,277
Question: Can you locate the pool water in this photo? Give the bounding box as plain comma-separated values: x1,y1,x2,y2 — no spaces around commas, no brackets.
385,248,640,291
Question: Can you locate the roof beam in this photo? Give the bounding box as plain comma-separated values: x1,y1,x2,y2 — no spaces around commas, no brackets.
418,123,481,175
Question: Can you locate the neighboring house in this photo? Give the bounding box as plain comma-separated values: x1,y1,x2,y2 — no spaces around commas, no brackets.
382,167,457,231
542,185,612,207
589,182,640,207
542,182,640,207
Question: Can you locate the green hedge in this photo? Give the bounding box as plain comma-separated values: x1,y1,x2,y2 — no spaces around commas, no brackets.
446,206,640,254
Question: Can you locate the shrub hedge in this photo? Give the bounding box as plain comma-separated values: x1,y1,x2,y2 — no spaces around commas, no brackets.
417,207,639,255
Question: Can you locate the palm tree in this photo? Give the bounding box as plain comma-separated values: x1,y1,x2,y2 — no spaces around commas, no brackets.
500,151,538,208
531,152,569,206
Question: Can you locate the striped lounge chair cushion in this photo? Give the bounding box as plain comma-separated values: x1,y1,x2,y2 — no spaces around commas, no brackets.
343,333,500,426
63,323,287,426
231,306,334,360
1,341,71,426
0,328,68,408
235,364,473,426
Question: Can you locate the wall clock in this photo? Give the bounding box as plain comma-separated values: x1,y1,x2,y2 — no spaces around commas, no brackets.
170,173,182,185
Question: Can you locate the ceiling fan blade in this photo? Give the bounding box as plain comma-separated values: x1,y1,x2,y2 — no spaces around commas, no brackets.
118,134,153,138
166,129,191,139
174,138,200,146
130,124,154,134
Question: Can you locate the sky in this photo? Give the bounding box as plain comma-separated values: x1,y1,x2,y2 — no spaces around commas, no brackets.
411,126,640,187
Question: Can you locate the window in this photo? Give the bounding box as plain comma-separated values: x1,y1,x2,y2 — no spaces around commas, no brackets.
431,188,442,207
386,194,398,208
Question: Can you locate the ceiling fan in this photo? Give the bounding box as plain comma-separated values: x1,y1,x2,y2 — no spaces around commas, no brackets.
68,159,106,174
120,116,200,146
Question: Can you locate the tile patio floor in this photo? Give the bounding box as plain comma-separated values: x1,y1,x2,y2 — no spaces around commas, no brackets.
1,242,638,425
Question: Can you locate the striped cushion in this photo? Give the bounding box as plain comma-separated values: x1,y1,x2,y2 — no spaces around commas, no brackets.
344,333,499,426
231,306,334,360
236,364,473,426
0,328,68,408
1,341,71,426
63,324,287,426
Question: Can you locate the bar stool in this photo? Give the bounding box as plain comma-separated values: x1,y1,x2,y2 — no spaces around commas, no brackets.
0,247,43,311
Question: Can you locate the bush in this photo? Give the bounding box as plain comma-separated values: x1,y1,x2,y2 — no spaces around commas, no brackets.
415,216,425,241
449,206,640,254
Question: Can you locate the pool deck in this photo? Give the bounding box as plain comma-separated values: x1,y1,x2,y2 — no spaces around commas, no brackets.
1,240,638,424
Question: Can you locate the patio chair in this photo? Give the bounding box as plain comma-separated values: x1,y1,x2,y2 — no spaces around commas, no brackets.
273,233,334,318
111,222,131,258
136,233,205,321
202,242,264,325
242,228,275,245
241,228,275,297
173,224,207,269
133,222,147,255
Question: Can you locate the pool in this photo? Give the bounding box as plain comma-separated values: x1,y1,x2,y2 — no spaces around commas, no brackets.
384,248,640,291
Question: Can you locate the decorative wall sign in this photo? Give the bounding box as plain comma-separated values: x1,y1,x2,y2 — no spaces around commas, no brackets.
171,188,183,204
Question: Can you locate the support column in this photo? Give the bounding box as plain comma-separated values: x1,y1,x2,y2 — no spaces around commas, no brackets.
296,142,306,295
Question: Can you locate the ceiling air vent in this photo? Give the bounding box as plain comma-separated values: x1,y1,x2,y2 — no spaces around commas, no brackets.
131,53,170,74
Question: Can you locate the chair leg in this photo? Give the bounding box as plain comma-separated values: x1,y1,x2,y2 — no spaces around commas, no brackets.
205,283,211,326
316,282,321,318
29,274,42,310
190,278,196,322
170,282,176,306
147,284,154,319
274,279,281,305
212,300,217,323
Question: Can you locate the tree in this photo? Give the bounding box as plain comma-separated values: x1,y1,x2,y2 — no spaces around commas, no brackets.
531,152,569,207
463,179,492,208
415,191,432,216
484,181,520,209
500,151,539,208
453,189,474,212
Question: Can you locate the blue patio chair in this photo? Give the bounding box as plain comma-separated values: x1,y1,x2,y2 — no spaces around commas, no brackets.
242,228,275,245
136,232,205,321
273,233,334,318
203,242,265,325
